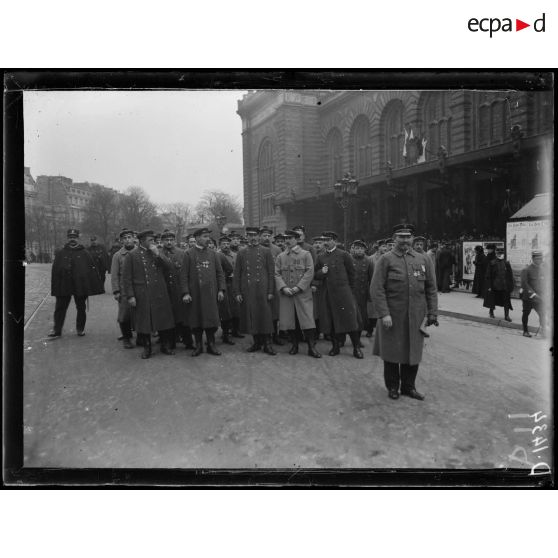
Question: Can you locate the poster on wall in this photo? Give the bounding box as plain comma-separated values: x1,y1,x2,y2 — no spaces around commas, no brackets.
462,241,505,281
506,220,551,271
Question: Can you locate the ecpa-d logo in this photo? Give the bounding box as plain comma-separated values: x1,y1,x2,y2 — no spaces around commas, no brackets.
468,13,546,37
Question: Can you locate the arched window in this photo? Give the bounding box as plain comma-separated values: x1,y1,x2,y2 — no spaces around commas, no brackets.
476,93,511,148
350,116,372,178
382,100,405,169
421,92,452,159
258,139,275,219
326,128,343,187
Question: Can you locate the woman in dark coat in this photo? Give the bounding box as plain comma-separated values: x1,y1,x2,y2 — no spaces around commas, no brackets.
471,245,487,297
483,247,514,320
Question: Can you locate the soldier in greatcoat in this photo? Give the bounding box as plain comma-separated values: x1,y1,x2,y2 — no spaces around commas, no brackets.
260,226,285,346
87,235,110,286
179,228,226,356
275,230,321,358
161,229,194,350
371,224,438,401
311,235,327,338
216,235,236,345
48,228,105,338
110,228,136,349
314,231,363,359
351,239,375,345
520,250,547,338
121,229,176,358
232,226,276,355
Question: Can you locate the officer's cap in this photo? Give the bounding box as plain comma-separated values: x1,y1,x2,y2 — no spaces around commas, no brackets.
292,225,305,233
67,228,80,238
392,223,415,236
259,226,273,235
161,229,176,240
283,229,301,239
245,226,260,236
532,250,543,257
119,228,133,239
351,239,367,248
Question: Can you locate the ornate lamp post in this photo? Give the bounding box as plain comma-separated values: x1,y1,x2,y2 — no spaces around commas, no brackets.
334,172,359,248
215,213,227,234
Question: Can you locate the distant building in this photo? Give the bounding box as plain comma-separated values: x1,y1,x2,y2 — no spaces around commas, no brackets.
237,90,553,241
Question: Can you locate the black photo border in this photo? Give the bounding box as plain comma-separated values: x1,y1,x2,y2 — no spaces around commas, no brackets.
3,69,555,487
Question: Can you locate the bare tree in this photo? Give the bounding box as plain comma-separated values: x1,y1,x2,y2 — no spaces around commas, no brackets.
120,186,159,233
81,185,121,246
195,190,243,226
158,202,192,239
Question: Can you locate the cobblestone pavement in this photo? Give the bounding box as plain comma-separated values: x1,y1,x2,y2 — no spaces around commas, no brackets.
22,273,553,472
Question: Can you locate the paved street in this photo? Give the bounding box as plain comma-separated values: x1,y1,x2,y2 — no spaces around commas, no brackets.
23,264,552,470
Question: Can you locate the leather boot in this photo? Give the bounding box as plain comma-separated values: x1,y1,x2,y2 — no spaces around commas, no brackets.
247,335,262,352
141,335,152,359
272,321,285,345
349,331,364,359
191,330,204,357
206,330,221,356
288,330,299,355
160,330,175,355
400,364,424,400
263,335,277,355
304,329,321,358
231,318,244,338
328,335,340,356
222,323,235,345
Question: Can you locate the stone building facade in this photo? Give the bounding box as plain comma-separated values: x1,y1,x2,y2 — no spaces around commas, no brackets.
237,90,553,242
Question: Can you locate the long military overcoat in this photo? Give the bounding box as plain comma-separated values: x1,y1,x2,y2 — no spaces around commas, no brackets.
179,246,225,329
352,254,374,329
51,243,105,297
110,246,135,323
267,243,283,321
232,244,275,334
87,244,110,276
162,245,189,325
216,250,234,322
274,245,315,330
371,247,438,365
314,248,359,334
121,246,175,334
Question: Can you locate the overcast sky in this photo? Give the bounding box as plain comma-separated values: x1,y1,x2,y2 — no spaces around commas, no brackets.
24,90,247,207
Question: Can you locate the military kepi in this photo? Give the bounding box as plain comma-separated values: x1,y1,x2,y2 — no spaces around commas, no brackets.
119,227,133,238
193,227,211,237
321,231,338,240
283,229,300,238
245,226,260,235
137,229,155,240
161,229,176,239
532,249,543,257
392,223,415,236
67,228,80,237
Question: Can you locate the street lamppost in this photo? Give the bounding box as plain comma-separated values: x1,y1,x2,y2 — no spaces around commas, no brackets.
334,172,359,248
215,213,227,234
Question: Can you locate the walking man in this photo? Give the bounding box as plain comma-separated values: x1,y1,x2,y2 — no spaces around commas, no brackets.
121,229,176,358
520,250,547,337
110,227,136,349
314,231,363,358
179,228,226,356
275,230,321,358
483,246,514,321
232,226,276,355
371,224,438,400
49,228,105,338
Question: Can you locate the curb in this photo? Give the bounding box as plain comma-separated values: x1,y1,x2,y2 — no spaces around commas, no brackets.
438,310,539,333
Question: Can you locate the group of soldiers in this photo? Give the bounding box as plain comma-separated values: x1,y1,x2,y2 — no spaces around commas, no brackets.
48,222,443,401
